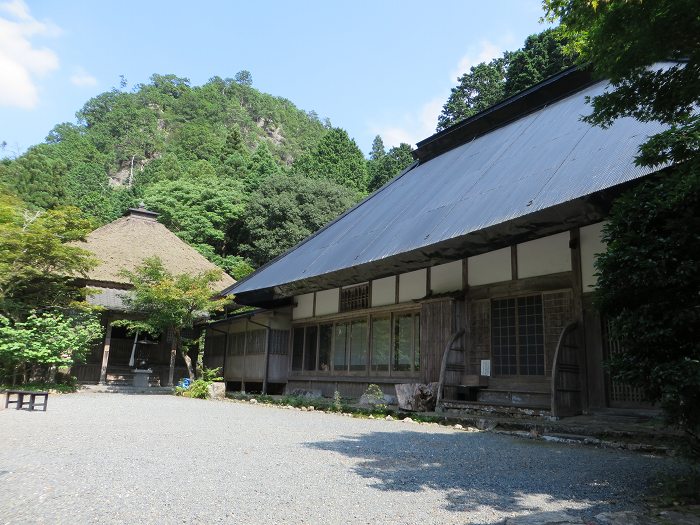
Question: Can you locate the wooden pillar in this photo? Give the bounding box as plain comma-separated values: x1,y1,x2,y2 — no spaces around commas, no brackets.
241,320,248,393
167,328,176,387
570,228,589,411
99,320,113,385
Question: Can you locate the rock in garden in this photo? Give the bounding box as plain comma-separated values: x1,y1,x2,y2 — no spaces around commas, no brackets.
385,415,394,421
208,382,225,400
249,398,258,404
394,382,439,412
289,389,322,399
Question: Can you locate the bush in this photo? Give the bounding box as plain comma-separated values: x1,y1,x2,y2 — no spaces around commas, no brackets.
174,366,222,399
596,168,700,454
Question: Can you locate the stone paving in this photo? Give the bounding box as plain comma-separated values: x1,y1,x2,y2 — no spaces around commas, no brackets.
0,393,695,524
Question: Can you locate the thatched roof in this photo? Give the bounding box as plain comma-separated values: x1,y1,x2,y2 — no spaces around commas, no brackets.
75,207,235,293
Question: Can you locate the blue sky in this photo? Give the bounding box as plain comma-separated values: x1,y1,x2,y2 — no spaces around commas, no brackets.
0,0,548,157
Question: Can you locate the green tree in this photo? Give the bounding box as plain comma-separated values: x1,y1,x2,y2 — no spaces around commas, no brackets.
437,28,576,131
544,0,700,446
0,309,103,383
117,257,230,383
142,172,246,259
292,128,369,194
0,197,96,321
0,147,67,209
234,70,253,86
367,143,414,192
504,28,576,96
239,173,357,266
437,58,508,131
369,135,386,161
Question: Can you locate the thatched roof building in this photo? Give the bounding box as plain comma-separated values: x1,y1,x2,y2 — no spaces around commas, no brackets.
76,207,235,310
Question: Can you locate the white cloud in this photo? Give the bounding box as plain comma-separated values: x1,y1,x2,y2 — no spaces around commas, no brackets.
70,67,98,87
369,38,518,149
0,0,60,109
451,40,503,81
370,96,444,149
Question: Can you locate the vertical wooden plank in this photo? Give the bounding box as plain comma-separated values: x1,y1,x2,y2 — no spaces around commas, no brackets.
511,245,518,281
99,320,113,385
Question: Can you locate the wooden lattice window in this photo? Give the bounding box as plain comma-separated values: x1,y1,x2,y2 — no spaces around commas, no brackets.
339,283,369,312
491,295,544,376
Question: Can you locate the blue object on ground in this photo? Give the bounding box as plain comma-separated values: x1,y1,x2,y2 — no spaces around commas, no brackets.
179,378,191,388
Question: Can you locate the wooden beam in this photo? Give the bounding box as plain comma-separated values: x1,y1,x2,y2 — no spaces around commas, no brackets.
99,320,113,385
511,245,518,281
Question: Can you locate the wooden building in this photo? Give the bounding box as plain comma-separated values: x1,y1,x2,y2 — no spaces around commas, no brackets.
212,66,668,416
72,206,235,387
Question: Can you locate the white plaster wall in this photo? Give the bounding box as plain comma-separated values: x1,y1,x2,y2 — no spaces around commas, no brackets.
292,293,314,320
517,232,571,279
431,260,463,294
398,269,427,303
371,276,396,307
580,222,606,291
468,247,511,286
315,288,339,316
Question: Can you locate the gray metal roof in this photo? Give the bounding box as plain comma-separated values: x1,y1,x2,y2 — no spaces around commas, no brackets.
230,74,666,305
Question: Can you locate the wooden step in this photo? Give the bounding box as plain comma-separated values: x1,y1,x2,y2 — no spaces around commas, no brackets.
477,389,550,409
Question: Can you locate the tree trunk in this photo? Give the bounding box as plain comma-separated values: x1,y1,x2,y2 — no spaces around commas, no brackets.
174,327,195,381
167,330,177,387
128,155,135,188
182,351,195,381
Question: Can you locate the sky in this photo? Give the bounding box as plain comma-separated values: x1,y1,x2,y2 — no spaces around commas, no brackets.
0,0,548,157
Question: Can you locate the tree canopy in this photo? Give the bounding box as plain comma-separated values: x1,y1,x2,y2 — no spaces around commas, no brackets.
437,28,576,131
238,172,358,267
0,195,96,322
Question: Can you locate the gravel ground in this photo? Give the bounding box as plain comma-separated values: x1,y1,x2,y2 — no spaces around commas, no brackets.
0,393,686,525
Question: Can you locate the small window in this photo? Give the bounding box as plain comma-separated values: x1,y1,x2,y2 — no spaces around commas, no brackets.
340,283,369,312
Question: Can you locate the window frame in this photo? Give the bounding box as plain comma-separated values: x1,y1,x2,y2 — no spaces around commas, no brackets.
289,308,420,378
490,293,545,377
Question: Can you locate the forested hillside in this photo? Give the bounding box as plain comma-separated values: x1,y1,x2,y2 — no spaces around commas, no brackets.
0,72,413,277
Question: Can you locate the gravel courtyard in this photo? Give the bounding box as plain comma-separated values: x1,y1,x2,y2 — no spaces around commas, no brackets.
0,393,684,525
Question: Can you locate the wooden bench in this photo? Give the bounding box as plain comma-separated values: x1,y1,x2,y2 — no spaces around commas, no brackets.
4,390,49,411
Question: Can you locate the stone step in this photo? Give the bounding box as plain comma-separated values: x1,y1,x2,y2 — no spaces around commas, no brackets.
439,399,552,419
81,385,174,395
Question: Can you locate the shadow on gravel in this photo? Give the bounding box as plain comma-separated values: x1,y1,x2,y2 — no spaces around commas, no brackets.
306,430,676,516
